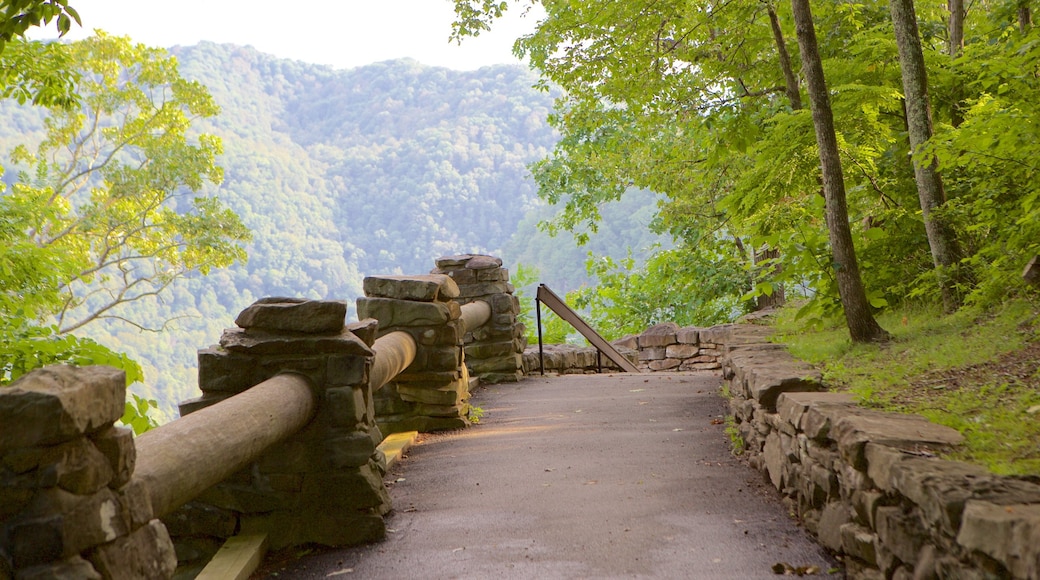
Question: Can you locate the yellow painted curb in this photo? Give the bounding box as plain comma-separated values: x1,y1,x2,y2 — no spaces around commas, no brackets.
378,431,419,469
197,533,268,580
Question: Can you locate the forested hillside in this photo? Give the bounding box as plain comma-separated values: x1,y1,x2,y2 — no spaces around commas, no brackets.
0,41,664,419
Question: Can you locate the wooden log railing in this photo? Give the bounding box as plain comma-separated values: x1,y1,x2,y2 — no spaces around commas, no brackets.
369,300,491,392
133,373,316,519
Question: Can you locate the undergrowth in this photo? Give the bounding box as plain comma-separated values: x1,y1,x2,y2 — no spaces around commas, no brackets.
770,300,1040,476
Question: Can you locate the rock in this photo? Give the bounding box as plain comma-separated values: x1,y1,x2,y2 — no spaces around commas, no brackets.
841,522,879,565
90,426,136,489
434,254,474,268
832,411,964,470
465,255,503,270
818,502,851,552
1,366,125,451
957,500,1040,580
676,326,701,344
612,335,639,350
14,555,101,580
665,344,700,359
648,358,681,371
638,322,679,347
345,318,380,346
88,519,177,580
362,274,460,302
235,298,347,334
219,327,372,356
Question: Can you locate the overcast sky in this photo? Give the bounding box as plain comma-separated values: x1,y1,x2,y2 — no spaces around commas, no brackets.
29,1,541,70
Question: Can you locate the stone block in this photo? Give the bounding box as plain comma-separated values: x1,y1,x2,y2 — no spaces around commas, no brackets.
638,322,679,347
665,344,700,359
177,393,230,417
833,412,964,471
197,348,260,393
747,365,824,411
466,255,504,270
117,478,155,527
445,267,477,285
9,488,128,567
612,335,639,350
1,366,125,451
891,458,1040,536
476,267,509,282
638,347,667,361
326,386,367,427
818,502,851,552
13,555,101,580
844,525,877,565
90,426,135,489
676,327,701,344
301,465,389,512
648,358,681,371
764,432,784,490
956,503,1040,577
875,506,925,565
396,381,466,406
457,282,513,298
357,297,459,328
680,361,721,371
345,318,379,346
326,354,368,387
161,501,237,537
326,431,379,469
219,327,372,356
235,298,347,334
363,274,460,301
852,490,885,529
465,341,517,359
89,519,177,580
466,354,522,374
417,322,465,346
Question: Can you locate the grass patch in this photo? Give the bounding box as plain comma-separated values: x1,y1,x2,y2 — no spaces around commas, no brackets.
770,300,1040,476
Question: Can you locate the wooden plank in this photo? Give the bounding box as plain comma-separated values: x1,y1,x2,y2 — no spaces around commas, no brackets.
378,431,419,469
536,285,641,373
197,533,268,580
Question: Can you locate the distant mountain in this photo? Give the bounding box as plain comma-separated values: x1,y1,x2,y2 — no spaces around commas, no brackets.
0,42,662,419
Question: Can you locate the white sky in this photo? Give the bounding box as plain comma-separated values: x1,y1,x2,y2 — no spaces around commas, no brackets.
29,1,541,70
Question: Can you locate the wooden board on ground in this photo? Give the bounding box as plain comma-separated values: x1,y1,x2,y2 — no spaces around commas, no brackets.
197,533,268,580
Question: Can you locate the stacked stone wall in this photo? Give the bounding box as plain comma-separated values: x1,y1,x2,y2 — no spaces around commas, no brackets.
358,274,473,434
170,298,389,574
718,327,1040,580
433,254,526,383
522,322,746,374
0,366,177,579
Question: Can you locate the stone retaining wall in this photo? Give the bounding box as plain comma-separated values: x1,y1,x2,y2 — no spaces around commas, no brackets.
521,321,746,374
0,366,177,579
717,327,1040,580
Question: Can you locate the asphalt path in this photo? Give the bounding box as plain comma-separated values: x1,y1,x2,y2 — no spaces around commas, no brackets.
255,372,837,579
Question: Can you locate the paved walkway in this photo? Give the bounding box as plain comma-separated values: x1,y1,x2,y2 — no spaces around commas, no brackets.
256,372,837,579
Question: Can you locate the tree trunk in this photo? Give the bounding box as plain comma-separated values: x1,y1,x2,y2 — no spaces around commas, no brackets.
1019,2,1032,33
791,0,889,343
768,4,802,111
948,0,965,126
890,0,963,312
750,3,800,312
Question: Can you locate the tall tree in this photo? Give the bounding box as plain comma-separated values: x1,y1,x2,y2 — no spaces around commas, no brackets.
890,0,963,312
1,32,250,336
790,0,889,342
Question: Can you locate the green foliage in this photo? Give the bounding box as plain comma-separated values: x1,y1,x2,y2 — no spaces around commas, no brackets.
774,300,1040,475
454,0,1040,341
121,393,159,435
0,0,80,48
0,320,142,385
574,238,748,340
3,32,250,336
466,404,485,424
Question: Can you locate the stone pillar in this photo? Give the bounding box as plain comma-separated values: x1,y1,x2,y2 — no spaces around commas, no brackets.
166,298,389,574
0,366,177,579
357,274,472,434
432,254,526,383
